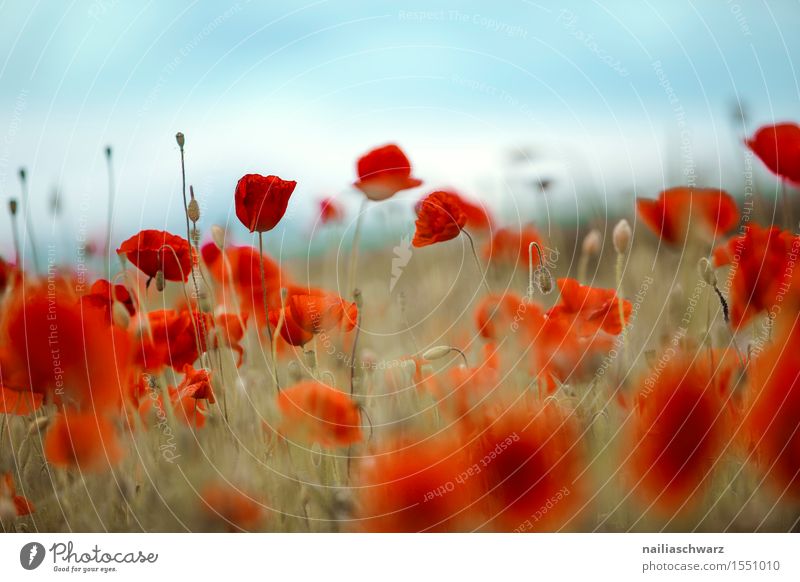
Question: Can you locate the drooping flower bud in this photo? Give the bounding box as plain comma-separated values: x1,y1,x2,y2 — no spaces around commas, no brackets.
155,270,166,292
697,257,717,286
423,345,452,361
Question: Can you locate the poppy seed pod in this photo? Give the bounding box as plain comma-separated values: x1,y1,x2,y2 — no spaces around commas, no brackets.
8,199,18,216
582,229,602,256
613,219,632,254
175,132,185,148
188,198,200,223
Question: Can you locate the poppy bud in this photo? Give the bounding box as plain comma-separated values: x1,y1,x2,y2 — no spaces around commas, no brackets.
535,267,554,295
423,345,452,361
188,198,200,223
18,167,26,181
613,219,632,254
582,229,602,256
8,199,18,216
210,225,226,250
155,270,166,292
175,132,185,148
697,257,717,286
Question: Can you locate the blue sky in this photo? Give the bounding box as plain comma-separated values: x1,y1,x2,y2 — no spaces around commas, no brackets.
1,1,798,257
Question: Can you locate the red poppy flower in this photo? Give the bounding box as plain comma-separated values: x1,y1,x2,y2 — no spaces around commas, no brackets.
1,472,34,517
483,226,544,266
81,278,136,324
201,482,263,532
137,309,204,372
746,123,800,185
547,278,632,336
268,308,314,348
214,313,247,367
712,224,799,328
412,190,467,248
277,381,362,447
234,174,297,233
286,287,357,334
319,196,344,224
475,293,524,339
636,187,739,245
2,285,131,413
117,230,194,282
354,437,478,532
170,384,209,428
354,144,422,201
44,410,123,471
177,364,215,404
0,386,43,415
629,354,732,513
743,317,800,499
471,402,585,531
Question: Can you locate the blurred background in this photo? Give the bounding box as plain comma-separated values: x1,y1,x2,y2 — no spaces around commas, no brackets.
0,0,798,260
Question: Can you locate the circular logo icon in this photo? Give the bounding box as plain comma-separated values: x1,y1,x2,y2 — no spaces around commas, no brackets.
20,542,46,570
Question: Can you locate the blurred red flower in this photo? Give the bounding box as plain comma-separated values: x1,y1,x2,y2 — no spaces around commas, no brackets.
354,144,422,201
483,226,544,266
318,196,344,224
44,410,123,471
137,309,205,372
81,278,136,324
354,437,477,532
268,307,314,348
412,190,467,248
475,293,524,339
713,224,800,328
629,354,733,513
277,381,362,447
547,278,632,336
746,123,800,184
201,482,263,531
1,472,34,516
177,364,215,404
636,187,739,245
286,287,358,334
117,230,194,282
234,174,297,233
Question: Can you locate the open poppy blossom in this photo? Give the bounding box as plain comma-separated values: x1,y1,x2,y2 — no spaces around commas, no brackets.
475,293,524,339
319,196,344,224
1,472,34,517
483,226,544,266
354,437,478,532
177,364,215,404
137,308,205,372
628,353,732,513
547,278,632,336
286,287,357,334
452,191,492,230
235,174,297,233
636,187,739,245
471,402,585,531
353,144,422,201
170,384,209,428
743,316,800,499
201,482,263,532
117,230,194,282
44,410,123,471
2,285,131,413
268,308,314,348
81,278,136,324
746,123,800,185
277,381,362,447
712,224,799,328
412,190,467,248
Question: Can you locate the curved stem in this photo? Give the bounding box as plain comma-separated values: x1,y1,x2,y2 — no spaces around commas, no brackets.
463,228,491,294
104,147,115,277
